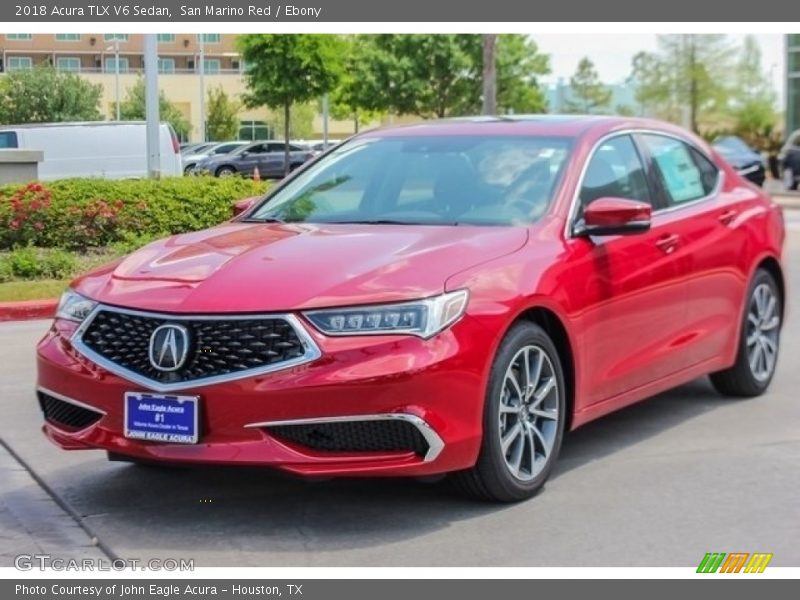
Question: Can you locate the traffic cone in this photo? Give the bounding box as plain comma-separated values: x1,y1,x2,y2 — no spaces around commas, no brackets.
253,167,261,182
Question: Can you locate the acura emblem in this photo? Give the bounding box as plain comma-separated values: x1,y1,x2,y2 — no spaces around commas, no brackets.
148,324,190,372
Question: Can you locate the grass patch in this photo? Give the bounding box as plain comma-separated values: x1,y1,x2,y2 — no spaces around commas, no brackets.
0,279,69,302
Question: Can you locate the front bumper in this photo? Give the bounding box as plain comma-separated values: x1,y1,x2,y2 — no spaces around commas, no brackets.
36,313,492,477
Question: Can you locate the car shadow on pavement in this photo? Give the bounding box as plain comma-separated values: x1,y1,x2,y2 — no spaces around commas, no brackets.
555,376,736,473
7,375,752,564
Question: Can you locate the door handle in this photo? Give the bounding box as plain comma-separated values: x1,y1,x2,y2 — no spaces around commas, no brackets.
655,233,680,254
718,209,738,226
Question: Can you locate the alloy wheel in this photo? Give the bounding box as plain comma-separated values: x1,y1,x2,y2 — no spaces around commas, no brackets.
746,283,780,382
497,345,559,482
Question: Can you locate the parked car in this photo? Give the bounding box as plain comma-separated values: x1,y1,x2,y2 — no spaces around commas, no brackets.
192,141,314,178
182,141,249,174
180,142,202,154
37,116,785,502
180,142,213,156
778,129,800,190
0,121,182,179
712,136,766,187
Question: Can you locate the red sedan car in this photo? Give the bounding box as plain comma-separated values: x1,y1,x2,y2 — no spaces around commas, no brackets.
37,116,786,502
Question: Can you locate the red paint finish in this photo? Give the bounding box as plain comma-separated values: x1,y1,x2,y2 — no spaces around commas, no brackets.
583,197,652,228
37,116,786,476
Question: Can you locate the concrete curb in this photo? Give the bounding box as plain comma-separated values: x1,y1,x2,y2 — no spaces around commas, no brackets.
0,299,56,322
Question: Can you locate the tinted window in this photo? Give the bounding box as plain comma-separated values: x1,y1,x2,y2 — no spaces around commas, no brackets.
248,135,573,226
641,135,718,206
579,135,650,213
0,132,18,149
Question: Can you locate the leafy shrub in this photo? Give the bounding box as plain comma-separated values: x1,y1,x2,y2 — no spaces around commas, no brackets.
0,255,13,283
7,247,42,279
39,248,78,279
1,247,85,280
0,176,269,251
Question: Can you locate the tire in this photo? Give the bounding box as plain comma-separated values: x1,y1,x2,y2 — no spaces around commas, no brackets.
453,322,566,502
710,269,781,397
183,163,196,175
784,166,798,191
215,166,236,177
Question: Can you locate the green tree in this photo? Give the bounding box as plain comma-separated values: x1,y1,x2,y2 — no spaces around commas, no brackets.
629,35,734,133
330,36,386,132
119,78,190,140
206,86,241,141
0,66,102,124
238,34,343,174
494,35,550,114
564,57,611,114
731,36,778,150
339,34,549,120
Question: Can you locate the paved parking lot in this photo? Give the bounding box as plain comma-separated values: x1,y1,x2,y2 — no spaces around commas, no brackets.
1,226,799,568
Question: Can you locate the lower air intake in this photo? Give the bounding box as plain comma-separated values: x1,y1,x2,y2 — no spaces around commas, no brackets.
267,419,430,456
38,391,103,430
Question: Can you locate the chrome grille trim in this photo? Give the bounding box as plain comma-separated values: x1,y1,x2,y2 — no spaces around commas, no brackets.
245,413,445,462
71,304,322,392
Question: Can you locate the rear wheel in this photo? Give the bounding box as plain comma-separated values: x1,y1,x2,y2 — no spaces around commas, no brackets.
710,269,781,397
216,166,236,177
453,322,566,502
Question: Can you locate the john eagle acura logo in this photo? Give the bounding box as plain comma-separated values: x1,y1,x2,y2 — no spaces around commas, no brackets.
149,324,190,372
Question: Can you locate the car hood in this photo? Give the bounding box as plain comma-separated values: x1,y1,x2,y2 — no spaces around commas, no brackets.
73,222,528,313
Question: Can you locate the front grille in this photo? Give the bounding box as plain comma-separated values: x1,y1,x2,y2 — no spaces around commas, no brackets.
80,309,307,385
38,392,103,430
267,419,430,456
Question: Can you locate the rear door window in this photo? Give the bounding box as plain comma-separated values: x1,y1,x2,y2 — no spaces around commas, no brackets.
640,134,719,206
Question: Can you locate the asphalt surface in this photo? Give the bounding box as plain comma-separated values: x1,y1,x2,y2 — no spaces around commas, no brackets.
1,224,799,568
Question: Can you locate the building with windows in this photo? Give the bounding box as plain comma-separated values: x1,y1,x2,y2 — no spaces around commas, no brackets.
788,34,800,137
0,33,362,141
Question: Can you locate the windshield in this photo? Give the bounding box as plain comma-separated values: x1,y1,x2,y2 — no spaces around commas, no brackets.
248,135,573,226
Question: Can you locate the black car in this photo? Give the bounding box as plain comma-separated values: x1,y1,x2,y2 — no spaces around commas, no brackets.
778,129,800,191
712,136,766,187
193,141,313,178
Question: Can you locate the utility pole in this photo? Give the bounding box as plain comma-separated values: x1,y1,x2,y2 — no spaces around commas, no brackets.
144,34,160,179
322,94,329,148
482,34,497,115
199,35,206,142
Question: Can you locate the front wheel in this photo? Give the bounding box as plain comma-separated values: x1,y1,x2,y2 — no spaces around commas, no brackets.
710,269,781,397
215,166,236,177
453,322,566,502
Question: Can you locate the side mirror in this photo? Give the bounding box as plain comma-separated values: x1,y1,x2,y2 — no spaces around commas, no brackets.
575,197,651,237
232,196,259,218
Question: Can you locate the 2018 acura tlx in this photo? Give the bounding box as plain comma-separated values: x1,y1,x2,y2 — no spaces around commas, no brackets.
37,116,786,502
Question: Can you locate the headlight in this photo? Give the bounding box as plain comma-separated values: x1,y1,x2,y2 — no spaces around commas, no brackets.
304,290,469,338
55,290,96,323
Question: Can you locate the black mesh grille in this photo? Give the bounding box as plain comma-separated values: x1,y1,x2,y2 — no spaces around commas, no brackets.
38,392,103,430
267,420,429,455
80,310,306,384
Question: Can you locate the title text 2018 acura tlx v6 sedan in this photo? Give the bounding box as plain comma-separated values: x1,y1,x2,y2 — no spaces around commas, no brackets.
37,116,786,502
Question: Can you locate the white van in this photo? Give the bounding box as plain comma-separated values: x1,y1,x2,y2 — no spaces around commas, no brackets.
0,121,182,180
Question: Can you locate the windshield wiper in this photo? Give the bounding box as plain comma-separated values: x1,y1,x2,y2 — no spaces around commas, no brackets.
240,216,287,224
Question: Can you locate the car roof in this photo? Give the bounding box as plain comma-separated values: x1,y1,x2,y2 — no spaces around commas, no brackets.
359,114,691,142
0,120,159,130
